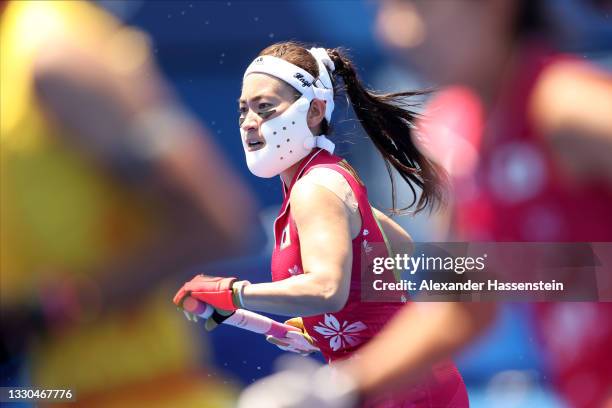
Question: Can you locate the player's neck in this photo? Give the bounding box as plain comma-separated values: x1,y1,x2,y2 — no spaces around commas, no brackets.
280,159,304,189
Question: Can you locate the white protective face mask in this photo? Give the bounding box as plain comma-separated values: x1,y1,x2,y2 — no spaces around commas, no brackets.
241,96,317,178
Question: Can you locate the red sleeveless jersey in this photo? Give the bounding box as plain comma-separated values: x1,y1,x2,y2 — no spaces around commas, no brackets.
271,148,468,407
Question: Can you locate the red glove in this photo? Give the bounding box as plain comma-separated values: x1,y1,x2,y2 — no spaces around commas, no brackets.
173,275,238,312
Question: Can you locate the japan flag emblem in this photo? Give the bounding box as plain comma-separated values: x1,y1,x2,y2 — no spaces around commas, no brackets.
280,224,291,250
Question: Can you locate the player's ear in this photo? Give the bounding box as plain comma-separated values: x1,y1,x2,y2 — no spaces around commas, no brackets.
307,99,326,131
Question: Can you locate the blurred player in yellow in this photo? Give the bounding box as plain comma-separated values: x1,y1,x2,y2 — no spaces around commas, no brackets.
1,1,255,406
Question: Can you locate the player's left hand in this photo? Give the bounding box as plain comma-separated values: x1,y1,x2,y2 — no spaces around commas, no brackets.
237,355,358,408
267,317,320,355
173,274,239,311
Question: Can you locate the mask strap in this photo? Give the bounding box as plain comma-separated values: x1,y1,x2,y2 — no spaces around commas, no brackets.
305,134,335,154
308,48,335,123
243,52,335,122
244,56,316,100
315,135,335,154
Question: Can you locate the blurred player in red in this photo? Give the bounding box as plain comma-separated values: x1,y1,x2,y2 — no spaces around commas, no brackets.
174,41,469,407
238,1,612,407
376,1,612,406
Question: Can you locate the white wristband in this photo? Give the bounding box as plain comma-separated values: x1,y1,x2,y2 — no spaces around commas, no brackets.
235,280,251,309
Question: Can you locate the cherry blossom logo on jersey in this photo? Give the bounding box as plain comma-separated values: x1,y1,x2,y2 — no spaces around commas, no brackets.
313,314,367,351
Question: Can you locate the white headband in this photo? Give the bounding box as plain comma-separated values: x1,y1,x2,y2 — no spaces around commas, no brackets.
243,48,335,122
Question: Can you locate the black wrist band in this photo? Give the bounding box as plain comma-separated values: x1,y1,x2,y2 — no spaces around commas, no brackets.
211,309,235,325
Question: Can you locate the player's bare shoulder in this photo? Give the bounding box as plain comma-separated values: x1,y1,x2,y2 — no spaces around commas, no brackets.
290,176,350,221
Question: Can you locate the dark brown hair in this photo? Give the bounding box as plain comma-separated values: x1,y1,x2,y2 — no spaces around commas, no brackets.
259,42,447,214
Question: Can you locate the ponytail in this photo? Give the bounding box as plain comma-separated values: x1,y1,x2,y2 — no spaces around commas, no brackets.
327,48,447,214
